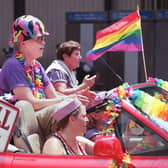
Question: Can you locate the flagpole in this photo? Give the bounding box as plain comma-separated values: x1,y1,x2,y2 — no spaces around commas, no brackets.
137,6,148,81
141,38,148,81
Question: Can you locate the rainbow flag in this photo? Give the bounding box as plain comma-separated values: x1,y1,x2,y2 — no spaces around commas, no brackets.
86,11,142,62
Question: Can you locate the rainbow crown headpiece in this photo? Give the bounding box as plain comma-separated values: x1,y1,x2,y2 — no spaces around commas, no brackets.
10,15,49,45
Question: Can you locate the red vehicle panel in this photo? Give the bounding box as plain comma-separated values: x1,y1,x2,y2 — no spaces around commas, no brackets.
0,152,14,168
131,156,168,168
1,152,113,168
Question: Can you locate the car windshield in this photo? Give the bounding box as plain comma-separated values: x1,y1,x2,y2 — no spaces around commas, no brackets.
116,109,168,156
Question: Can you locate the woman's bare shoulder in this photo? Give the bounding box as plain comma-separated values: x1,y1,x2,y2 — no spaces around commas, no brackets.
42,136,66,155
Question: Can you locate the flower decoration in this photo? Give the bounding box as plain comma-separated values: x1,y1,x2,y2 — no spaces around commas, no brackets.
129,89,168,121
101,83,130,135
99,78,168,168
121,153,134,168
147,77,168,102
101,78,168,134
98,83,138,168
148,77,168,92
15,52,45,99
108,159,118,168
108,153,133,168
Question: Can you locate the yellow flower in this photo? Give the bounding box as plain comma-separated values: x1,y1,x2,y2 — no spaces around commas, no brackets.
122,153,131,164
108,159,118,168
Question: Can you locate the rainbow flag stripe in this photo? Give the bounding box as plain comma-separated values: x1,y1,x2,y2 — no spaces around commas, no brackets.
86,11,142,62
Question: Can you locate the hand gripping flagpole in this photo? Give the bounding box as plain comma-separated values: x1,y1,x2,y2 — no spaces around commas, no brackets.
137,6,148,81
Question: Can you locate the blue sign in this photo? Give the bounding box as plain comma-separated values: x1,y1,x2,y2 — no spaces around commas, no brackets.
155,10,168,19
66,10,168,22
66,12,108,22
110,11,133,20
140,11,154,19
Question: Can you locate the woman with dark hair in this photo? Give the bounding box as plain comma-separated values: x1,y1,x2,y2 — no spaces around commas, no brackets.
46,40,97,106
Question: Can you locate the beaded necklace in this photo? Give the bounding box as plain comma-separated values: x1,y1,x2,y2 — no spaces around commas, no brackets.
56,132,86,155
15,52,45,99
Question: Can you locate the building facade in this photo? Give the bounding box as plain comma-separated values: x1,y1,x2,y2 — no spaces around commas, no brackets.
1,0,168,90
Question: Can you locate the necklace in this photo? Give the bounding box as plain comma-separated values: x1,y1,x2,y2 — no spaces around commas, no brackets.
57,132,86,155
15,52,45,99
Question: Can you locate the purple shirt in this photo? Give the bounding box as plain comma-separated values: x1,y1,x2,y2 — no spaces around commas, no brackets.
46,60,78,89
0,56,50,96
47,69,73,88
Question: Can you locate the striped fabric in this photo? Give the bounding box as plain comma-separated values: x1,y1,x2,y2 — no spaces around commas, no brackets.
86,10,142,62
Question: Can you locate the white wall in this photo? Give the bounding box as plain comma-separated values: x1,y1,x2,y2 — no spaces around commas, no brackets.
25,0,104,67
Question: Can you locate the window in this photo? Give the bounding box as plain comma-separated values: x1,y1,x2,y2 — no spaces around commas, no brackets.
115,109,168,156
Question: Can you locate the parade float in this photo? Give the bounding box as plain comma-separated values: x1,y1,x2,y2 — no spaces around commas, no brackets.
0,77,168,168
